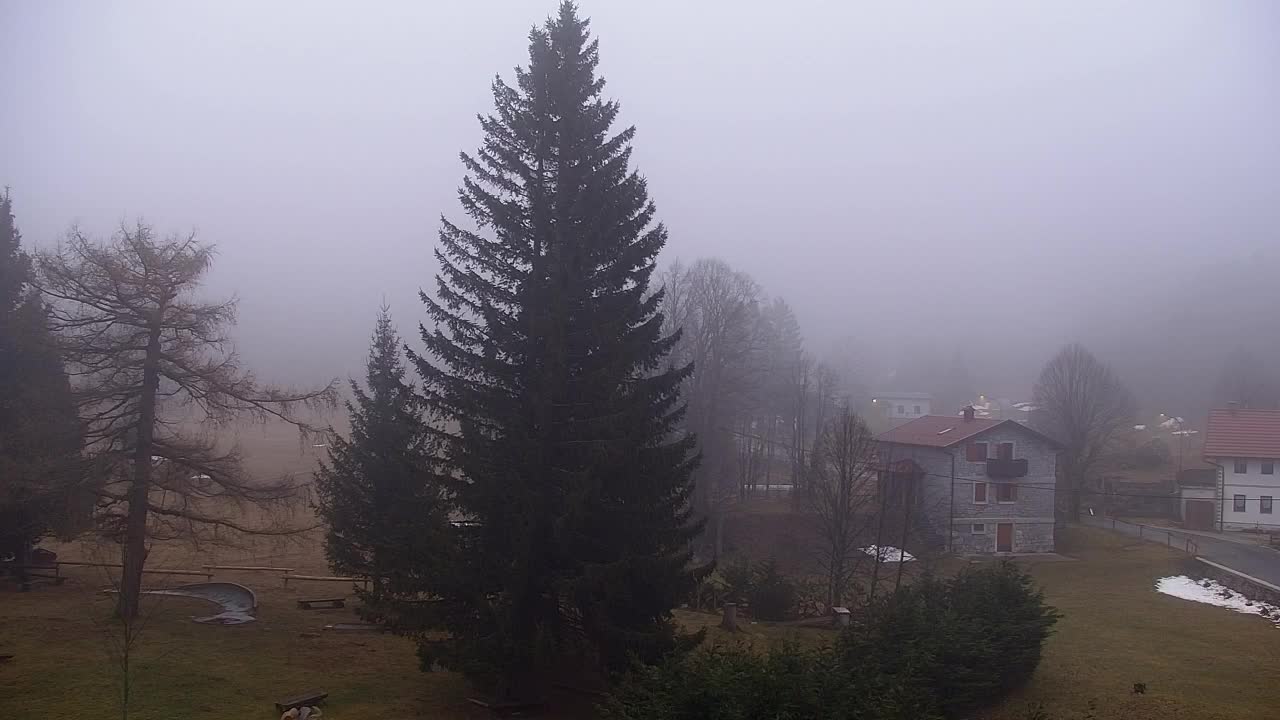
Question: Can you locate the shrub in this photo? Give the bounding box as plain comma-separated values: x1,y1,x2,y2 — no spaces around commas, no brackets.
601,642,939,720
839,562,1061,718
747,559,796,621
605,562,1059,720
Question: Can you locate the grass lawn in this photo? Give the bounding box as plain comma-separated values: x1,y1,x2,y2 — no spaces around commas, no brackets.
983,527,1280,720
2,527,1277,719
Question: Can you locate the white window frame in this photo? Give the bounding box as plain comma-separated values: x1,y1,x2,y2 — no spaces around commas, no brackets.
1233,494,1247,512
995,440,1016,460
1263,461,1275,476
971,523,985,534
973,481,988,504
1263,496,1274,515
1234,459,1248,474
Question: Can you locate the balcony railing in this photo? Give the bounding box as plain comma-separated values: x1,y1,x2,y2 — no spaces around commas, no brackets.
986,458,1028,479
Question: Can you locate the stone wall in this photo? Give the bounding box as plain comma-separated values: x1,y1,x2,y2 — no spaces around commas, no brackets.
881,420,1059,554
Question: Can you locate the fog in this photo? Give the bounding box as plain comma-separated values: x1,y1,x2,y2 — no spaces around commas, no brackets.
4,1,1278,415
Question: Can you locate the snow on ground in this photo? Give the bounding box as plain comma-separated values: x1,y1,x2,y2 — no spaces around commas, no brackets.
861,545,915,562
1156,576,1280,626
1171,429,1199,436
1133,424,1147,431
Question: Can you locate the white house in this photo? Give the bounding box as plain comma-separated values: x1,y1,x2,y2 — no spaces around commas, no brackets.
1203,406,1280,531
872,392,931,421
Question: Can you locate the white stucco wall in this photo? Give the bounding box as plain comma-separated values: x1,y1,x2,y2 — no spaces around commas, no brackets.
1213,456,1280,529
878,397,931,419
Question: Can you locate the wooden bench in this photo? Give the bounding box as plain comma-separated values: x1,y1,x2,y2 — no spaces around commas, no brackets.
296,597,345,610
275,690,328,714
282,574,368,589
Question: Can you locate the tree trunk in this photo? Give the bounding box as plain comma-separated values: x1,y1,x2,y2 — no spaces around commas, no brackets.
714,511,726,559
117,318,163,620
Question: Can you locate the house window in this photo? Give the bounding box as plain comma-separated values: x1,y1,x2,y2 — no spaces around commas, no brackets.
1263,497,1274,515
997,442,1014,460
1263,462,1275,475
973,481,988,504
1234,460,1248,474
1233,495,1246,512
913,405,921,415
966,442,989,462
971,523,985,534
996,483,1017,503
896,404,905,414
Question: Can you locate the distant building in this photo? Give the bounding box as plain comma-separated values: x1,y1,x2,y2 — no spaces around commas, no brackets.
1203,406,1280,531
871,392,931,421
877,406,1061,554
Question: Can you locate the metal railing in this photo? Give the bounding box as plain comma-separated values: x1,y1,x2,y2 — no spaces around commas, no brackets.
1081,514,1200,555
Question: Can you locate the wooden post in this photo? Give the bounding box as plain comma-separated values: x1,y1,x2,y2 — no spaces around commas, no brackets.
720,602,739,632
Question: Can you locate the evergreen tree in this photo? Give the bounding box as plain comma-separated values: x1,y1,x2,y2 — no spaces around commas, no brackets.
315,306,446,594
0,189,82,567
410,2,702,696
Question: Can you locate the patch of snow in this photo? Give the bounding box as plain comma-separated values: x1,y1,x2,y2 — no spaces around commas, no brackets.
861,545,915,563
1133,424,1147,431
189,474,212,481
1017,404,1037,412
1171,430,1199,436
1155,576,1280,627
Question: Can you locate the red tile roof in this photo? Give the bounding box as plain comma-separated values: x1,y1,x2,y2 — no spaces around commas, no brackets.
877,415,1060,449
1203,409,1280,459
877,415,1003,447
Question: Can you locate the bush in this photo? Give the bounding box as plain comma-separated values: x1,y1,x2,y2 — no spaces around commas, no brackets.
747,559,796,621
605,562,1059,720
839,562,1061,718
601,642,939,720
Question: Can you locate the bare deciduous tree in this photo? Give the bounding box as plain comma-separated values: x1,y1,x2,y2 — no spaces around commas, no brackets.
808,407,879,610
660,258,762,557
37,224,337,618
1032,343,1135,521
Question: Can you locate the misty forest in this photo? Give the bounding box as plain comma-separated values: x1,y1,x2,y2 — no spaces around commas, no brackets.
2,2,1278,719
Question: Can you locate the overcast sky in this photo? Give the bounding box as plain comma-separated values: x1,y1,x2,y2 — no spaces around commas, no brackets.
3,1,1277,403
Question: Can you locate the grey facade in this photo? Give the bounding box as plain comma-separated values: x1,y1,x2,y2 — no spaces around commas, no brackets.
881,419,1058,554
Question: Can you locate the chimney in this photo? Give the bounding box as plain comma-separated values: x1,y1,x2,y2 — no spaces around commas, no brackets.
1227,401,1239,415
962,405,975,422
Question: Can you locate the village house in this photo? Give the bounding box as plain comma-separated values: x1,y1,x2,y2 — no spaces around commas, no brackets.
871,391,932,423
877,406,1061,554
1203,405,1280,531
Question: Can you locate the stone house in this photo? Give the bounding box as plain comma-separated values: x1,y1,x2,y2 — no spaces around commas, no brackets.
877,407,1061,554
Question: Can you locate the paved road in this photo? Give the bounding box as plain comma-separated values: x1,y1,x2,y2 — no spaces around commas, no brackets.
1169,530,1280,587
1082,516,1280,586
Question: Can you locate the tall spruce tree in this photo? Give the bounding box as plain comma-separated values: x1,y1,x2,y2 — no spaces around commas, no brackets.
0,189,82,568
411,2,702,696
315,307,446,596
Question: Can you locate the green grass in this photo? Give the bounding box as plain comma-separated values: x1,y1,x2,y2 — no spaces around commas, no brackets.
982,527,1280,720
2,527,1277,718
0,569,484,720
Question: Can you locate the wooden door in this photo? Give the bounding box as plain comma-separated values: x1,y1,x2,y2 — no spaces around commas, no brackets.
1185,500,1215,531
996,523,1014,552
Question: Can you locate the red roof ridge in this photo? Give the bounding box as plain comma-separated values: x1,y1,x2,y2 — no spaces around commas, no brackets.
876,414,1061,449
